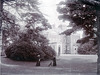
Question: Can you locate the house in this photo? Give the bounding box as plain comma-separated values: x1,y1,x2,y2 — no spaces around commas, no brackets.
65,33,80,54
42,25,82,56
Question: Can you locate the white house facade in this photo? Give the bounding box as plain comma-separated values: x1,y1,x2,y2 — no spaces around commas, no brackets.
42,27,81,56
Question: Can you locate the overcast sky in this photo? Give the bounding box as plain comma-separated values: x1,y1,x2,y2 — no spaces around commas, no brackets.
39,0,69,27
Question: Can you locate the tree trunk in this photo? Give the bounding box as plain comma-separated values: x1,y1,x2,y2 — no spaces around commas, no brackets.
97,10,100,75
0,0,3,56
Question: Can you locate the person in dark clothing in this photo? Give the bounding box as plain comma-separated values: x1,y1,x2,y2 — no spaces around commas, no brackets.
36,55,41,66
48,56,57,66
53,56,57,66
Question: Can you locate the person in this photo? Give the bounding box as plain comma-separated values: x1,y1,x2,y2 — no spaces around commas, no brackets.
52,56,57,66
48,56,57,66
36,55,41,66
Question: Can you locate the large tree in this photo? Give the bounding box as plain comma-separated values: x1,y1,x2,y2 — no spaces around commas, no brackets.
57,0,100,74
0,0,56,60
2,0,51,49
79,0,100,74
57,0,97,43
0,0,15,55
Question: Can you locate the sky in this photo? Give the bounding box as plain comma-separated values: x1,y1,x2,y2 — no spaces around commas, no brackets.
4,0,83,37
39,0,70,28
38,0,83,37
4,0,69,30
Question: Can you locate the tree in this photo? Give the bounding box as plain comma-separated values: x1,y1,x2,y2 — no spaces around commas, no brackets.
57,0,100,74
2,0,51,49
57,0,97,43
5,39,56,61
78,39,97,54
0,1,3,54
1,0,56,61
0,0,15,33
57,0,97,53
79,0,100,74
58,0,98,51
0,0,16,55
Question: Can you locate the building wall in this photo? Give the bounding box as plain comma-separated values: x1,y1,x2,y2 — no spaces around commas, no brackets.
48,33,63,56
60,35,67,54
42,30,62,56
64,33,80,54
66,36,71,54
42,29,81,55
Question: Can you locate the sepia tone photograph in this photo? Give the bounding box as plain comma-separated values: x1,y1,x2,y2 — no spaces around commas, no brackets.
0,0,100,75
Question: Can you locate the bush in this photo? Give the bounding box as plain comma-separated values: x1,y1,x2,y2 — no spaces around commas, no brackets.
78,40,97,54
5,41,44,61
42,46,56,59
5,41,56,61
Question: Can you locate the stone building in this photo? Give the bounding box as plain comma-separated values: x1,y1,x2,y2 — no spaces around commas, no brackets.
65,33,80,54
42,27,81,56
42,29,64,56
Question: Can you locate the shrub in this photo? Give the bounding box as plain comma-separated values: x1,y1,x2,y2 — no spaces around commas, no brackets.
5,41,44,61
5,41,56,61
78,40,97,54
42,46,56,59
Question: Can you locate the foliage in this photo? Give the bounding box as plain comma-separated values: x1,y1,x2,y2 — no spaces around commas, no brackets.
78,40,97,54
57,0,98,54
2,11,19,50
42,46,56,59
57,0,97,37
2,0,55,61
2,0,51,49
5,41,40,61
5,39,56,61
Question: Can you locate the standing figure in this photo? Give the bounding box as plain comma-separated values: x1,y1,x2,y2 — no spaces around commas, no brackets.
53,56,57,66
36,55,41,66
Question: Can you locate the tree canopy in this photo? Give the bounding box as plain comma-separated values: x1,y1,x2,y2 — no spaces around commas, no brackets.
57,0,98,54
1,0,56,60
2,0,51,49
